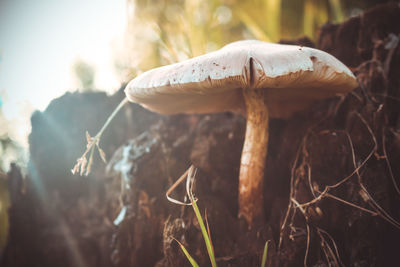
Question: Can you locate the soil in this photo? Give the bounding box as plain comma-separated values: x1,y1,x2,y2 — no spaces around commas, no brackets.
2,2,400,266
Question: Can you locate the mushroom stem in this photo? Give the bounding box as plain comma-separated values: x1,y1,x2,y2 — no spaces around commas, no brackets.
239,88,269,227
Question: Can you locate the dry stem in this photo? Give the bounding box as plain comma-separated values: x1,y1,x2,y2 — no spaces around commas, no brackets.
72,97,129,176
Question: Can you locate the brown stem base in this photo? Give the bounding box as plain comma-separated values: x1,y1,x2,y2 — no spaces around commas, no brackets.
238,88,269,228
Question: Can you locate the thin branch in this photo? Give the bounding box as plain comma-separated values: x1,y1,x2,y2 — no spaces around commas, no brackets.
297,116,376,209
279,134,305,251
98,97,130,136
72,97,129,176
359,185,400,229
291,198,311,267
382,129,400,196
354,113,400,229
317,228,343,267
307,163,317,198
317,228,341,267
304,224,310,267
323,191,378,216
166,167,192,206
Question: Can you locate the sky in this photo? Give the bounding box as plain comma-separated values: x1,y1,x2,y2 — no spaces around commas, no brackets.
0,0,127,148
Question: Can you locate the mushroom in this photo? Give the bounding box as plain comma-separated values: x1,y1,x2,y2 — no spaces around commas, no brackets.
125,40,358,227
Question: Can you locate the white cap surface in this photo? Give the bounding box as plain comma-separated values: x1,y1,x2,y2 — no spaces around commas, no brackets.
125,40,358,117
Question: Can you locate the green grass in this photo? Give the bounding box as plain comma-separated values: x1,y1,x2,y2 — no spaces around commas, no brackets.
182,166,217,267
174,238,200,267
170,166,270,267
261,240,270,267
191,198,217,267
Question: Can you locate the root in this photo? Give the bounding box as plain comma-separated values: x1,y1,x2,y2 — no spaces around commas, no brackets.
279,111,400,265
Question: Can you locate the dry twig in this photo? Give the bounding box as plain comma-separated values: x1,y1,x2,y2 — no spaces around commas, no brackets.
72,97,129,176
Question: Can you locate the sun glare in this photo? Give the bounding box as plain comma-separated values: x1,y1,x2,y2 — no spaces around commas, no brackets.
0,0,127,150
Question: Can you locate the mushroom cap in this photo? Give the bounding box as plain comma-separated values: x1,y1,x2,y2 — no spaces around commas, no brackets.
125,40,358,118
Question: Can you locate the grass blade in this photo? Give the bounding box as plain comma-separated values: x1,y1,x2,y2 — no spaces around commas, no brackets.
261,240,270,267
186,166,217,267
170,166,217,267
174,238,200,267
204,209,215,257
191,198,217,267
